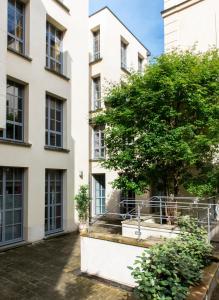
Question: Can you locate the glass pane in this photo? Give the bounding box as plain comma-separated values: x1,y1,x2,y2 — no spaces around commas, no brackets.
56,217,61,229
56,206,61,217
5,226,13,241
14,210,22,223
0,196,3,210
5,195,13,210
14,224,22,239
5,211,13,226
56,134,61,147
15,125,22,141
7,35,15,49
14,195,22,209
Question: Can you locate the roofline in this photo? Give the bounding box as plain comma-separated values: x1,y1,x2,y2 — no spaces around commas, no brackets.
89,6,151,57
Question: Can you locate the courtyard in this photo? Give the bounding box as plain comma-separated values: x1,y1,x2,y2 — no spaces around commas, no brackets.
0,233,135,300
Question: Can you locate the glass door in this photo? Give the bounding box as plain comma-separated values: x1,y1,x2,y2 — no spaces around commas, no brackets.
93,174,106,215
0,168,23,246
45,170,63,235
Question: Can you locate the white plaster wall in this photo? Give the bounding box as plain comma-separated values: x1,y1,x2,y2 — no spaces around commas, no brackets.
89,8,149,216
81,236,148,287
164,0,185,10
0,0,89,242
164,0,219,52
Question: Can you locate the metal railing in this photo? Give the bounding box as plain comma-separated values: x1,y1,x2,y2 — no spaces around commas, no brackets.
89,196,219,242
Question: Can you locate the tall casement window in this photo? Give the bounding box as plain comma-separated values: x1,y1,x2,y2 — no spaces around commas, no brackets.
0,168,23,246
46,22,63,74
93,127,105,159
93,174,105,215
93,76,101,110
45,96,63,148
121,40,128,69
93,30,100,61
138,56,143,73
0,80,24,142
8,0,25,54
45,170,63,235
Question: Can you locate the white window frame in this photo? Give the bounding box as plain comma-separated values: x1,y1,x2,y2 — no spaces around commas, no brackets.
93,127,105,159
93,76,101,110
93,30,100,61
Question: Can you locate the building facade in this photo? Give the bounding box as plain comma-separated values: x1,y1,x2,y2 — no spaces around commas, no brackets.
0,0,89,246
162,0,219,52
89,7,150,217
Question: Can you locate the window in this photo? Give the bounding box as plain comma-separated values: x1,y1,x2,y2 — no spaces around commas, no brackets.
45,96,63,148
93,127,105,159
93,174,105,215
121,41,128,69
93,30,100,61
93,77,101,110
46,22,63,74
0,167,23,246
45,170,63,235
8,0,25,54
138,56,143,73
0,80,24,142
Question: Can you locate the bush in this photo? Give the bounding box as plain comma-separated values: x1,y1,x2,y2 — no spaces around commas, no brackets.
75,185,90,222
129,217,213,300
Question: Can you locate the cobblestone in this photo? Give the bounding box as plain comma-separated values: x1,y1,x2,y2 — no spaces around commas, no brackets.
0,233,135,300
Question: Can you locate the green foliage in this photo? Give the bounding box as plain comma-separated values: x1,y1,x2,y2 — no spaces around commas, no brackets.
75,185,90,222
94,50,219,196
129,217,213,300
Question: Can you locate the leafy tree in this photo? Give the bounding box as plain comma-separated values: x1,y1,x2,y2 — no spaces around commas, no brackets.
75,185,90,222
94,50,219,197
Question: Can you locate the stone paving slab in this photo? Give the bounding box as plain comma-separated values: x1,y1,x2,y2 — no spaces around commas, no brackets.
0,233,135,300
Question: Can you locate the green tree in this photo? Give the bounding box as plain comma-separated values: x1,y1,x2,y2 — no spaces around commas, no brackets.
94,50,219,197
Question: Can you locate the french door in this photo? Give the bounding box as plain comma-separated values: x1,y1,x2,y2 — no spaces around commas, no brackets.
93,174,106,215
0,168,23,246
45,170,63,235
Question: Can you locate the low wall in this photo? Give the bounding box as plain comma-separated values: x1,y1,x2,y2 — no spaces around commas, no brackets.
80,233,154,287
122,220,180,239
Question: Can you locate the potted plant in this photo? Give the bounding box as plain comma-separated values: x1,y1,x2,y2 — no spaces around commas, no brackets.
75,185,90,233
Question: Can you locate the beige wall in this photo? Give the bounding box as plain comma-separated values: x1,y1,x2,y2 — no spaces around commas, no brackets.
0,0,89,242
163,0,219,52
89,8,150,216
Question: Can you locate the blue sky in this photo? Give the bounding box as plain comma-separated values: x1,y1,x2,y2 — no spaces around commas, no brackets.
89,0,164,57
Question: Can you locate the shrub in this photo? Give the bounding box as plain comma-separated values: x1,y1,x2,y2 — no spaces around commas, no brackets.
129,217,213,300
75,185,90,222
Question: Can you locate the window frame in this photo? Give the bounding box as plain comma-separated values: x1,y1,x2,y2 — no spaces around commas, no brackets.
7,0,25,54
93,30,100,61
45,95,63,148
121,40,128,69
93,76,101,110
138,56,144,73
0,80,24,142
93,126,105,159
46,22,63,74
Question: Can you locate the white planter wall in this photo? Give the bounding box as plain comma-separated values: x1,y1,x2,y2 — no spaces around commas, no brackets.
81,236,148,287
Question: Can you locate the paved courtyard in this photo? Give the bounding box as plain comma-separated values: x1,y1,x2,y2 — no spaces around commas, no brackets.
0,233,135,300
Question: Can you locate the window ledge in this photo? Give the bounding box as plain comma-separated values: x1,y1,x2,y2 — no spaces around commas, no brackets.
89,58,103,66
45,67,70,81
121,66,131,75
89,108,103,114
44,146,70,153
0,139,32,147
53,0,70,13
89,158,105,162
7,47,32,62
